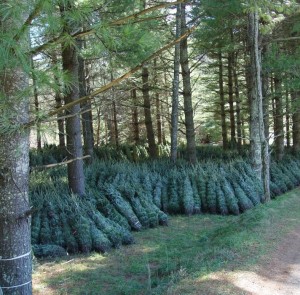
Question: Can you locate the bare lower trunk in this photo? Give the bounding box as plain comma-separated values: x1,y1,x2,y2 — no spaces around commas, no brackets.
112,100,119,148
261,45,270,143
248,11,270,201
292,91,300,152
170,3,181,162
233,58,242,151
180,2,197,164
273,75,284,160
285,85,290,148
142,67,157,158
78,40,94,162
132,88,140,144
61,1,85,196
228,48,236,145
0,54,31,295
52,54,66,148
96,108,101,147
218,51,228,149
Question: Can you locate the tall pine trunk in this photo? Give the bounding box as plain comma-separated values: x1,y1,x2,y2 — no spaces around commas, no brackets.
132,88,140,144
154,59,162,145
180,2,197,164
218,51,228,149
228,50,236,145
248,10,270,201
285,84,290,148
273,75,284,160
52,54,66,148
233,55,242,150
292,91,300,152
60,1,85,196
78,39,94,162
0,11,32,294
142,67,157,158
170,3,181,162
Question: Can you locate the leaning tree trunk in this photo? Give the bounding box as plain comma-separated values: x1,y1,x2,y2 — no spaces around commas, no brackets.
218,50,228,149
142,67,157,158
273,75,284,160
248,10,270,202
170,3,181,162
180,2,197,164
0,14,32,295
60,1,85,196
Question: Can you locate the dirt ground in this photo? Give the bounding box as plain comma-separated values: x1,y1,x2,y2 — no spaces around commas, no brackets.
198,227,300,295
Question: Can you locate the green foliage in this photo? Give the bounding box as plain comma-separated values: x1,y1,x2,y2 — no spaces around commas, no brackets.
29,146,300,255
182,175,195,215
206,176,217,214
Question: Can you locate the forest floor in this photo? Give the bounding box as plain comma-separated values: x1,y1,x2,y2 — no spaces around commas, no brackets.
33,189,300,295
192,225,300,295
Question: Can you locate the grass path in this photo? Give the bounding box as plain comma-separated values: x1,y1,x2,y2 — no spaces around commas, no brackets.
33,188,300,295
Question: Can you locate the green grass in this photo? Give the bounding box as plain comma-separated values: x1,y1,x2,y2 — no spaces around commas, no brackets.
33,189,300,295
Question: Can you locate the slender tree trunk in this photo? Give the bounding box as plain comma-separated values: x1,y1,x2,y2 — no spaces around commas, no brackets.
273,75,284,160
218,51,228,149
248,10,270,201
154,59,162,145
31,54,42,150
96,107,101,147
285,84,290,148
233,55,242,150
261,45,270,143
60,1,85,196
112,100,119,148
78,39,94,162
0,13,32,294
292,91,300,152
132,88,140,144
52,54,66,148
180,2,197,164
228,46,236,145
142,67,157,158
170,3,181,162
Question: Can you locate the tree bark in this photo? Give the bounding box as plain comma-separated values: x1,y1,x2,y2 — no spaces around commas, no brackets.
218,51,228,149
0,17,32,295
261,45,270,143
180,2,197,164
170,3,181,162
292,91,300,152
142,67,157,158
131,88,140,144
233,55,242,151
78,39,94,162
60,1,85,196
273,75,284,160
52,54,66,148
31,55,42,150
228,50,236,145
285,84,290,148
154,59,162,145
248,11,270,201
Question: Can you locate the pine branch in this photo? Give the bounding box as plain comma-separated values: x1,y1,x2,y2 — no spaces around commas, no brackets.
27,24,197,127
30,0,189,55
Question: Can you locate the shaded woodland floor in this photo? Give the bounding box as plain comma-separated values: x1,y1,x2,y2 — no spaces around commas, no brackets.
33,188,300,295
